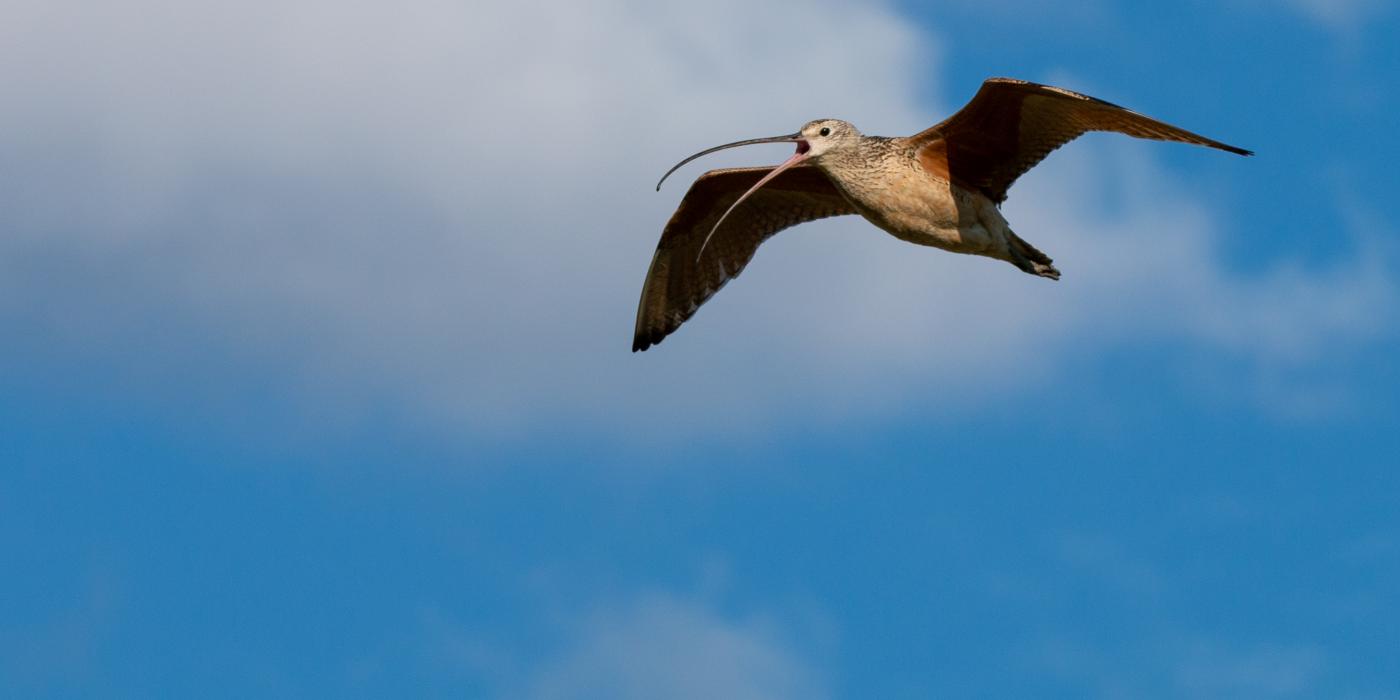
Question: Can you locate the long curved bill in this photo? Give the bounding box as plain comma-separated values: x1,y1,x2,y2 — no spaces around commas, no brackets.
695,146,809,262
655,132,803,192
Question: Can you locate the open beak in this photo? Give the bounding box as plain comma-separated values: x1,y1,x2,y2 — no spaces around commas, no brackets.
694,141,811,261
656,132,805,192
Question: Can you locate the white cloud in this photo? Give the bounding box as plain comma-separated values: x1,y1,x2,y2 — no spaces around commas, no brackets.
1000,141,1394,365
1036,636,1328,699
1265,0,1388,29
519,594,827,700
0,0,1391,443
1175,640,1327,698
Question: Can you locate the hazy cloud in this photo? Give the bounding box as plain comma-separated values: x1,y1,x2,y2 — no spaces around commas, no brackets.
1036,636,1327,699
0,0,1391,443
1266,0,1389,29
521,594,827,700
1175,640,1326,698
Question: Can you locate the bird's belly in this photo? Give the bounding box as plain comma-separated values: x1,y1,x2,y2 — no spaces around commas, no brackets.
844,174,1002,256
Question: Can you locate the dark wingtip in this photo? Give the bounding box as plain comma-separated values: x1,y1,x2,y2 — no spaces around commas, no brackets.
1216,142,1253,156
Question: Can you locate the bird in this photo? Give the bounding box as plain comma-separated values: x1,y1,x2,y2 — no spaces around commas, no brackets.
633,77,1251,352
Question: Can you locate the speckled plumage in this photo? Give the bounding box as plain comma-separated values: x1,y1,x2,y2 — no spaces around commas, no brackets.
632,166,853,352
814,136,1004,256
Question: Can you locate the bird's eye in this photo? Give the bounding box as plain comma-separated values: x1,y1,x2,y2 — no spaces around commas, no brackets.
819,127,831,137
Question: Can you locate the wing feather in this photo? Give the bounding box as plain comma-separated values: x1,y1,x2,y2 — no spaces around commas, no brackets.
633,165,855,351
909,78,1251,203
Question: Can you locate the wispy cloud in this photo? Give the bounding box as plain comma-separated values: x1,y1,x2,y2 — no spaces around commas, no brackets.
518,594,827,700
1265,0,1389,30
1175,640,1327,697
1035,635,1328,699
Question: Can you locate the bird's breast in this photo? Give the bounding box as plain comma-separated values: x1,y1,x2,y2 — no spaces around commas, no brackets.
823,159,988,252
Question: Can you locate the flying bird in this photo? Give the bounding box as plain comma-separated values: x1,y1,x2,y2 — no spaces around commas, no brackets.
633,77,1250,352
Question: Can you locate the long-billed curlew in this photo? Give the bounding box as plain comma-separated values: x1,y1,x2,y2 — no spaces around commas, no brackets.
633,77,1251,352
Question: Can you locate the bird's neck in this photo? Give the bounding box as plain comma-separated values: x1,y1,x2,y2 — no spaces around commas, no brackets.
814,137,907,198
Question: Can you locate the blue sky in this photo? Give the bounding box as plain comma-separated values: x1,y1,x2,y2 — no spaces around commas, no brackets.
3,0,1399,697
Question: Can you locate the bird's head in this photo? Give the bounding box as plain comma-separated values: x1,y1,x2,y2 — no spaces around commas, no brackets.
796,119,861,159
655,118,862,192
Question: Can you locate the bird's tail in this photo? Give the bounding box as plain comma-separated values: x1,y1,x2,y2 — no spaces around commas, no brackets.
1007,231,1060,280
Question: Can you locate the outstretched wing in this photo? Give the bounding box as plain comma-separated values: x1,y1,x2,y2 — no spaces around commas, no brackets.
909,78,1251,203
634,165,855,352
